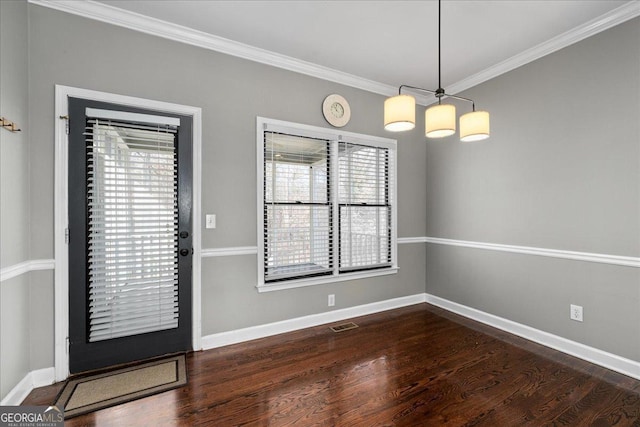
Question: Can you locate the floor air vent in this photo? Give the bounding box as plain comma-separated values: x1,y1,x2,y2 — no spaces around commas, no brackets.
330,322,359,332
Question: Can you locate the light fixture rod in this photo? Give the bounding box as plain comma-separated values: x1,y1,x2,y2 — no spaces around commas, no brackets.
438,0,442,91
398,84,476,110
384,0,489,140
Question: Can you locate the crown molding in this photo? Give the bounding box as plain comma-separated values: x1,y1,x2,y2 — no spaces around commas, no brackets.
446,1,640,99
28,0,396,96
29,0,640,104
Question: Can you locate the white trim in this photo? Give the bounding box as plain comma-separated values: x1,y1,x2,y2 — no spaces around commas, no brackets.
446,1,640,100
31,367,56,388
256,117,398,292
28,0,395,97
85,107,180,126
425,294,640,381
28,1,639,104
201,293,426,350
201,246,258,257
7,293,638,404
0,259,55,282
54,87,69,382
0,368,55,406
397,237,427,245
191,107,203,352
199,239,424,257
28,259,56,272
54,85,203,381
425,237,640,268
256,267,399,293
259,117,398,149
256,119,266,288
0,374,32,406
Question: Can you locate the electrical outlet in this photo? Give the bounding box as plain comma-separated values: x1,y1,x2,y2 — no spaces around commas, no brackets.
570,304,583,322
328,294,335,307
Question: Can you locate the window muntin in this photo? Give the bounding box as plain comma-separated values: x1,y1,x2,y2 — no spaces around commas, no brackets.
258,118,397,289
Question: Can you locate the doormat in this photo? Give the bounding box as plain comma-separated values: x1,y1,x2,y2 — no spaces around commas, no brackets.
53,354,187,419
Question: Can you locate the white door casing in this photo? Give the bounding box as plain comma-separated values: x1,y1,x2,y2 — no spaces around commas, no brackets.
54,85,202,381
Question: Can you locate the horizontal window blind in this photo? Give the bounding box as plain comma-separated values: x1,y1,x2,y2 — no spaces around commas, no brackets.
264,132,332,281
339,142,392,271
86,115,179,342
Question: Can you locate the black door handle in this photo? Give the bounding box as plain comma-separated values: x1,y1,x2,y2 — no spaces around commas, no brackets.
179,231,189,239
179,249,189,256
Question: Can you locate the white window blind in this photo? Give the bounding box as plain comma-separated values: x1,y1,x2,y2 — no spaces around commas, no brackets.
264,132,332,281
258,118,397,289
338,142,392,271
86,114,179,342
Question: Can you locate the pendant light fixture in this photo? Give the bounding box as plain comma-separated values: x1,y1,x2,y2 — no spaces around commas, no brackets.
384,0,490,142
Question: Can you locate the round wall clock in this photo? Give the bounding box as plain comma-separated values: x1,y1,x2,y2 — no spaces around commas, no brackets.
322,94,351,127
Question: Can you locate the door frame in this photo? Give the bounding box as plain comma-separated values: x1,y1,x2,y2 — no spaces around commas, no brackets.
54,85,202,381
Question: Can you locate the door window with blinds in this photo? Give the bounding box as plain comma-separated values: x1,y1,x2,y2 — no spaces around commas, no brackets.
258,118,397,290
86,109,180,341
68,97,192,374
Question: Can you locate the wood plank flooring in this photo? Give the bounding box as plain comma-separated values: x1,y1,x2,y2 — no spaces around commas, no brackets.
23,303,640,426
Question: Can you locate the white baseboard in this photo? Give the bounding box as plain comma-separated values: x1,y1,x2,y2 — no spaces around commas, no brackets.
1,367,55,406
202,293,426,350
5,294,637,405
425,293,640,381
202,292,640,381
31,367,56,388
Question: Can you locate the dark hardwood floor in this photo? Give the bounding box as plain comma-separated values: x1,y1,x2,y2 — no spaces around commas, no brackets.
23,303,640,426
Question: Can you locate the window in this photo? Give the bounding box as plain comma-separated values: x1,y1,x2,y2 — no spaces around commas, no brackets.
338,142,392,272
85,110,181,341
258,118,397,291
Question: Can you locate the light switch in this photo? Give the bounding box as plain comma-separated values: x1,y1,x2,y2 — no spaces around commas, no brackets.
206,214,216,229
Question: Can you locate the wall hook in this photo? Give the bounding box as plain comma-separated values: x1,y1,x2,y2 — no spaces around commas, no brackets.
0,117,22,133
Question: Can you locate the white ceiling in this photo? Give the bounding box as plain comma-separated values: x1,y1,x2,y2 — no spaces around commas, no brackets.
95,1,631,91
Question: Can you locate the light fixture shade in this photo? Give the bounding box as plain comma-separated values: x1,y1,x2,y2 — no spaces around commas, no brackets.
425,104,456,138
384,95,416,132
460,111,490,142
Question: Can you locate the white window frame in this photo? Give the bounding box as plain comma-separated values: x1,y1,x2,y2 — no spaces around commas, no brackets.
257,117,398,292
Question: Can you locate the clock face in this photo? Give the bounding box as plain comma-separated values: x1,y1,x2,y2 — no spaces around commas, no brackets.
322,94,351,127
331,102,344,118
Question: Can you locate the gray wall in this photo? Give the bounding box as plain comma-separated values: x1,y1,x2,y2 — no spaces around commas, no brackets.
22,3,427,377
426,18,640,361
2,0,636,402
0,0,32,399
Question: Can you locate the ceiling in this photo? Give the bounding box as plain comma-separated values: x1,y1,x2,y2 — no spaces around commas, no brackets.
94,1,631,92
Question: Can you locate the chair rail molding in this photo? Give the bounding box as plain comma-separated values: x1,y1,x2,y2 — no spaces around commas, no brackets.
425,237,640,268
201,246,258,257
200,237,428,259
0,259,55,283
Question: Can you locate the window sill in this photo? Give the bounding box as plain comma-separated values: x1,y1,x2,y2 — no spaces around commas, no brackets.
256,267,399,293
